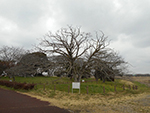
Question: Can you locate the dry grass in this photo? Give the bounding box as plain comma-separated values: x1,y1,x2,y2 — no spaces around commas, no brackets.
119,80,134,86
131,76,150,83
121,76,150,87
20,89,150,113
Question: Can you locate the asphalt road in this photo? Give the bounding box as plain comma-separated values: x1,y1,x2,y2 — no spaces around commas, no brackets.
0,88,70,113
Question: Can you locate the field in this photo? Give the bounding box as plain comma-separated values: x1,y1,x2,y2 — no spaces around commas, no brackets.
1,76,150,113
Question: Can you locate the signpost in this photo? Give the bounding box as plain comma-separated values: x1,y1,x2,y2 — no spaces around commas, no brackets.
72,82,80,94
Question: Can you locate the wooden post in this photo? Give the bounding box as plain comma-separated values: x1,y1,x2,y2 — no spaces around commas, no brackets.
135,85,138,90
123,84,125,91
132,85,135,90
87,86,88,94
114,85,117,92
103,86,105,94
68,85,70,93
129,85,131,90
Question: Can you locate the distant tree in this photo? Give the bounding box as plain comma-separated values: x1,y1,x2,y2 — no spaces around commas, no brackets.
0,60,13,75
37,26,127,82
0,46,28,81
5,52,51,80
0,46,27,63
48,55,69,77
93,51,126,82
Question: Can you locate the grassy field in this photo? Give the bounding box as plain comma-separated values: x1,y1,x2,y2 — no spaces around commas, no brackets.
1,76,150,113
0,76,147,94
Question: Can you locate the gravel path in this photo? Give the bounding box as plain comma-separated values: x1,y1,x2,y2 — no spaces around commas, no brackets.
0,88,70,113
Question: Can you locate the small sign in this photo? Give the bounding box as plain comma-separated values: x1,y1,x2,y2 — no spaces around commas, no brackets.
72,82,80,93
82,80,85,82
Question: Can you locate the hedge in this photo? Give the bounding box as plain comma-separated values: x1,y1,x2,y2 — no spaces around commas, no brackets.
0,80,35,90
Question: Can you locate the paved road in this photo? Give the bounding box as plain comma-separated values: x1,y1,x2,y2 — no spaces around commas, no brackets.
0,88,70,113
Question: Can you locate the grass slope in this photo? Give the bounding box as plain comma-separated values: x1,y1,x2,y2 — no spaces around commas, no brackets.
1,76,150,113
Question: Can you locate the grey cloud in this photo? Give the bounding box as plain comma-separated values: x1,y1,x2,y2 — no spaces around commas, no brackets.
0,0,50,29
54,0,115,31
0,0,150,73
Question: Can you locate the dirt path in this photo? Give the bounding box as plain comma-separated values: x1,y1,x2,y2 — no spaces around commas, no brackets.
0,88,70,113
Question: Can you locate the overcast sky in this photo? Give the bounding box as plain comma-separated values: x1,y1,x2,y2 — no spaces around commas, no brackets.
0,0,150,74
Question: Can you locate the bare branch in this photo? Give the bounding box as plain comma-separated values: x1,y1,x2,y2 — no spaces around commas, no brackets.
36,26,127,82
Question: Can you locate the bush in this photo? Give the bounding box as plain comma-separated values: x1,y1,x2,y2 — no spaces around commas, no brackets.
0,80,35,90
23,83,35,90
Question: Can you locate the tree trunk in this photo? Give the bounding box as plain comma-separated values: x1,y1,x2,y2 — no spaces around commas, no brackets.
12,76,15,82
102,76,105,83
77,75,82,82
73,74,78,82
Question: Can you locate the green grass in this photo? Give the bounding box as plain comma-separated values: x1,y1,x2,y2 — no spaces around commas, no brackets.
0,76,71,84
132,81,150,93
0,76,150,95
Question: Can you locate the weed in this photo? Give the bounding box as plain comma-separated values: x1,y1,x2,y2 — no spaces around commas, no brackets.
48,91,56,98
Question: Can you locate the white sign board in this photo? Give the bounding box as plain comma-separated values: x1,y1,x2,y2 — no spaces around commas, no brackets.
72,82,80,93
82,80,85,82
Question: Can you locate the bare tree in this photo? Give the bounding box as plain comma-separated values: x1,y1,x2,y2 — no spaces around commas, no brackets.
0,46,27,63
4,52,51,81
37,26,92,81
81,32,127,82
0,46,28,81
92,51,127,82
37,26,127,82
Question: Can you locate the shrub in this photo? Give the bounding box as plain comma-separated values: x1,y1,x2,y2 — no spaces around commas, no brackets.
0,80,35,90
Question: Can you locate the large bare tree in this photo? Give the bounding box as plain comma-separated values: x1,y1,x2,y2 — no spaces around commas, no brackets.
37,26,91,81
37,26,127,82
